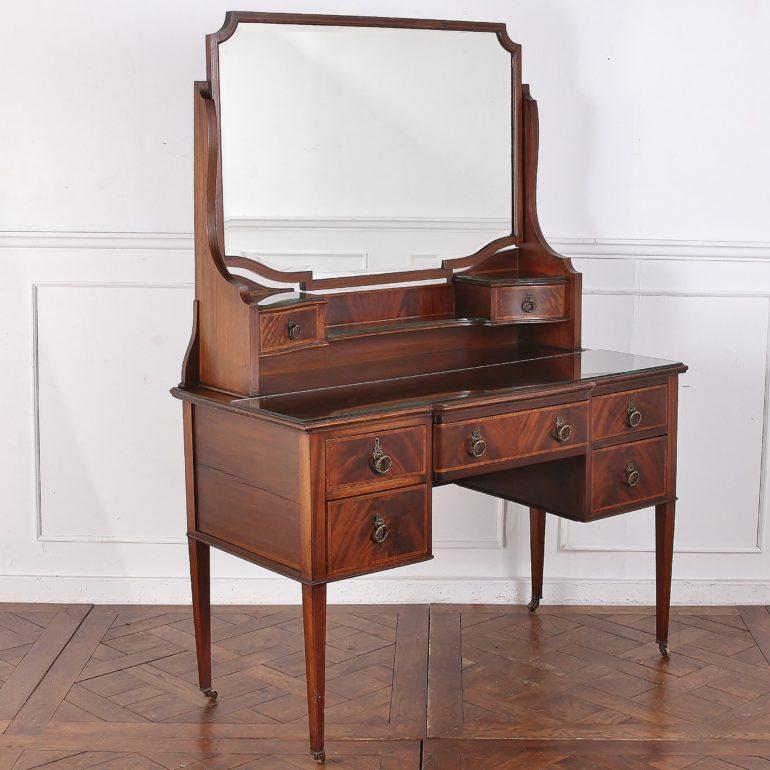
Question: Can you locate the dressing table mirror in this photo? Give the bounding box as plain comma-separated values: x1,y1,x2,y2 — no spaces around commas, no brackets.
173,12,686,762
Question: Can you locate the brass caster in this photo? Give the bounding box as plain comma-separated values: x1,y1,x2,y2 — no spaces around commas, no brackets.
527,597,540,612
658,641,669,657
201,687,218,700
312,749,326,763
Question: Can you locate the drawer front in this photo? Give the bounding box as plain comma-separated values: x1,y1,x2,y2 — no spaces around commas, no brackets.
592,436,667,513
326,425,427,495
326,486,429,577
496,284,566,321
434,402,588,473
259,306,322,355
592,384,668,442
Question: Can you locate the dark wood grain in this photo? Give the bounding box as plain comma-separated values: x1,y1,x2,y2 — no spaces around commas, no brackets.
188,539,211,694
655,500,675,647
434,401,588,474
592,383,668,441
193,404,301,502
302,583,326,760
258,303,326,355
529,507,546,608
427,603,770,742
326,486,430,578
325,424,427,496
8,603,770,768
195,464,301,570
496,283,566,321
591,436,667,513
0,605,91,722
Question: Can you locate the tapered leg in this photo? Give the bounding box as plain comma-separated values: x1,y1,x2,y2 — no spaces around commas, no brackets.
528,507,546,612
188,538,216,698
655,501,676,656
302,583,327,763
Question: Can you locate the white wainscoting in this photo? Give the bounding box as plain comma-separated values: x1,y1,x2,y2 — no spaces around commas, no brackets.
2,229,769,604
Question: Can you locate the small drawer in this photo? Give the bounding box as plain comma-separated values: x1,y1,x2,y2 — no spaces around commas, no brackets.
258,305,324,355
326,425,427,495
326,486,430,577
591,436,667,513
434,401,588,474
496,284,566,321
592,384,668,442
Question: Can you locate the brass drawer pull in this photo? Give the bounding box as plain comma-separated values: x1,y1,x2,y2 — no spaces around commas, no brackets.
521,294,537,313
372,514,389,544
627,399,642,428
369,437,393,475
287,320,302,340
468,429,487,458
555,416,572,442
624,462,640,487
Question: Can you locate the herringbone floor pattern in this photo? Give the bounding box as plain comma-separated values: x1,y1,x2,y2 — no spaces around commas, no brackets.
1,604,770,768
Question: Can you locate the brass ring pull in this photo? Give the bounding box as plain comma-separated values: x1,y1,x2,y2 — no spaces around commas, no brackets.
624,462,640,487
555,416,572,442
369,437,393,475
372,514,389,544
287,320,302,340
468,429,487,458
627,399,642,428
521,294,537,314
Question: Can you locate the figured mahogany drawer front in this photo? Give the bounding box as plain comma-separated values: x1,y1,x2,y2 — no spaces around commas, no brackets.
326,486,429,577
434,402,588,473
259,306,322,355
326,425,427,495
592,384,668,442
496,284,566,321
592,436,667,513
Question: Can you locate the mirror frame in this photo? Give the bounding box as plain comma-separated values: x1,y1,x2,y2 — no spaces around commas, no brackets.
205,12,522,291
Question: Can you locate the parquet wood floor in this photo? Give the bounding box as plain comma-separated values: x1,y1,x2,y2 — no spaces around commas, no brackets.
1,603,770,768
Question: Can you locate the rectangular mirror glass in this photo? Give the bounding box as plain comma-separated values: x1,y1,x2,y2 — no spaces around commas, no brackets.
217,21,514,280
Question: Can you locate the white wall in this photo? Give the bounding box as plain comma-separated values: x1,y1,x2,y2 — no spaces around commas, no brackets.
2,0,770,605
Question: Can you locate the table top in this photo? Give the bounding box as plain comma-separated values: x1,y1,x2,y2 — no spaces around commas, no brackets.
225,348,686,426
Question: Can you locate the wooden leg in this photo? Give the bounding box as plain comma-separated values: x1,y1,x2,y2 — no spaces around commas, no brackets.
655,501,676,656
302,583,327,763
528,507,546,612
188,538,216,699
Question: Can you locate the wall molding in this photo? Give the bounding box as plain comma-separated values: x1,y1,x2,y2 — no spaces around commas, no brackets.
32,281,193,544
433,500,507,550
4,229,770,261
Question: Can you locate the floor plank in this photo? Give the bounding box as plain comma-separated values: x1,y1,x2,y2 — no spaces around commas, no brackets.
3,603,770,767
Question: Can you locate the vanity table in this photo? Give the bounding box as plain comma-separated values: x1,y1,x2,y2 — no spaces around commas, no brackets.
172,12,686,762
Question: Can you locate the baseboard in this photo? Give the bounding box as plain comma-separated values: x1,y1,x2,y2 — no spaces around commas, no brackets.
1,575,768,605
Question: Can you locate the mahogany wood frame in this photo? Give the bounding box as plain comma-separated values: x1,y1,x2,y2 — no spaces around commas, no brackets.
205,11,523,291
175,12,686,763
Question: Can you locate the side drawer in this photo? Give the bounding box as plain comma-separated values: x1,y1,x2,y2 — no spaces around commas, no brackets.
496,284,566,321
592,384,668,442
258,304,325,355
591,436,667,513
434,401,588,473
326,486,430,578
326,424,427,496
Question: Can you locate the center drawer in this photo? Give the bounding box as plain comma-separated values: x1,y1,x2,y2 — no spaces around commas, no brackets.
434,401,589,474
326,485,430,578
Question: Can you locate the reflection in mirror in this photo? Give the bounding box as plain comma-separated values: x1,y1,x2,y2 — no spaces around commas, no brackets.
218,23,512,279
